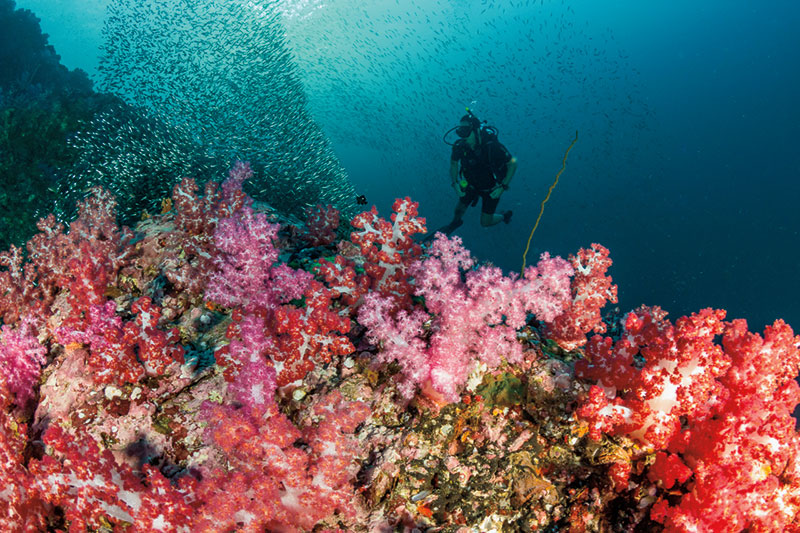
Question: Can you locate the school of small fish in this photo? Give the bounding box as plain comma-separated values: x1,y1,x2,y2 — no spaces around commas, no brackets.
64,0,654,230
71,0,357,224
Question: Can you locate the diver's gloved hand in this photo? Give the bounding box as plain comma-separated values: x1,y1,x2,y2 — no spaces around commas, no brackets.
489,184,505,199
454,180,467,197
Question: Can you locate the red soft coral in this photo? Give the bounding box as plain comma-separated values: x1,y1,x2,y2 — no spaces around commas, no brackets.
315,253,371,311
29,424,193,532
270,279,354,386
126,296,185,376
575,306,731,449
0,381,47,532
197,391,368,531
55,297,183,385
654,318,800,532
349,197,426,309
0,187,128,328
543,243,618,351
574,306,800,531
304,204,340,247
156,176,223,295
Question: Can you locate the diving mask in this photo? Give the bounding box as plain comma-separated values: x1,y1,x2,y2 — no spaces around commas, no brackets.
455,124,472,138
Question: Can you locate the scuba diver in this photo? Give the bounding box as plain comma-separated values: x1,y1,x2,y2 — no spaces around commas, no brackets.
435,109,517,236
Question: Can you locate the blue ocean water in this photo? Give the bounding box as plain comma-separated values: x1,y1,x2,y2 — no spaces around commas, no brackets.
16,0,800,333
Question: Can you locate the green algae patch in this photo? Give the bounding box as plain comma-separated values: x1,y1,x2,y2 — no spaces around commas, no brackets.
477,372,524,407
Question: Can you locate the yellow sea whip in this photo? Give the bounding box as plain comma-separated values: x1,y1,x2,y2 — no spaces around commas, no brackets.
521,131,579,274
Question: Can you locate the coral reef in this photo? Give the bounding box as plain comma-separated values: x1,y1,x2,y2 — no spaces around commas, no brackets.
1,163,798,532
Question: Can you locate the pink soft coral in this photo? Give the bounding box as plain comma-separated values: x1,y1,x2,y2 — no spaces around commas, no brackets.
360,233,573,401
0,316,46,408
205,204,312,314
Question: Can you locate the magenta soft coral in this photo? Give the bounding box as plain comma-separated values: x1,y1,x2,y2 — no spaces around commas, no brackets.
358,292,430,399
55,297,184,385
136,163,256,298
206,203,312,313
206,185,353,387
205,161,313,314
222,313,278,406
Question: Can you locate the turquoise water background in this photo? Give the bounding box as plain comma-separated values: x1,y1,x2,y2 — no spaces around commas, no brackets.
15,0,800,332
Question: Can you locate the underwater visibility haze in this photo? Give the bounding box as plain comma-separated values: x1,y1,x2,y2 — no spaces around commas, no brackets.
14,0,799,332
2,0,800,531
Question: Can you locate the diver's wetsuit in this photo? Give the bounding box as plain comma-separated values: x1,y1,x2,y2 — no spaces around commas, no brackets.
451,135,512,215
